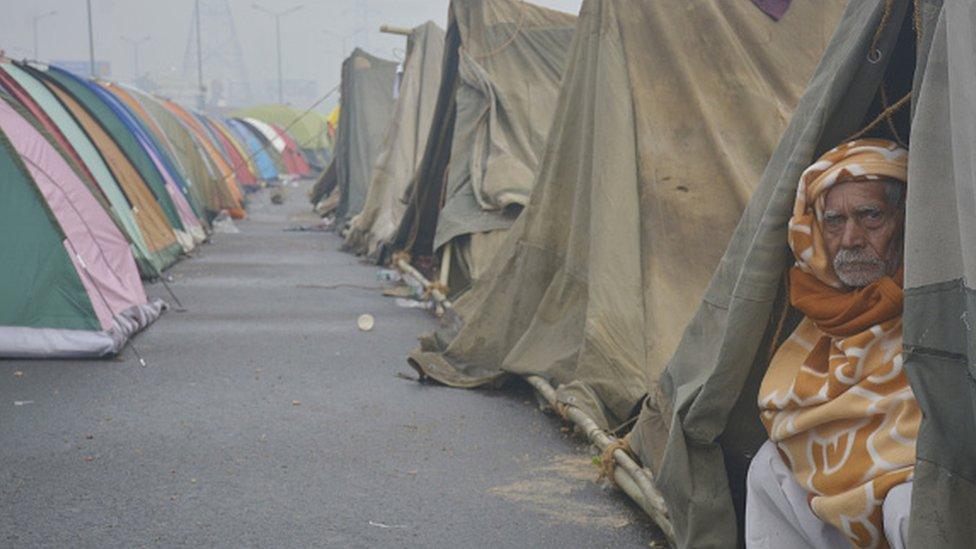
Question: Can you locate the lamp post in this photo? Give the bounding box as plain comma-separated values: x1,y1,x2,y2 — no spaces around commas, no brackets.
194,0,205,110
322,27,365,59
121,35,151,80
252,3,303,104
86,0,96,76
32,10,58,59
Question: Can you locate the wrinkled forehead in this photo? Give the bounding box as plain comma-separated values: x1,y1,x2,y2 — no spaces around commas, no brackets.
822,179,898,211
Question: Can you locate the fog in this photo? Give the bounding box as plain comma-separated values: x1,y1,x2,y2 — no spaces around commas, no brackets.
0,0,584,110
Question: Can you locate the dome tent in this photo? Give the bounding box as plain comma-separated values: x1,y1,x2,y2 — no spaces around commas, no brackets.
0,94,164,358
0,61,182,277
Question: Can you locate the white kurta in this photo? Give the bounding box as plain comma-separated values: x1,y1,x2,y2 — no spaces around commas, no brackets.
745,441,912,548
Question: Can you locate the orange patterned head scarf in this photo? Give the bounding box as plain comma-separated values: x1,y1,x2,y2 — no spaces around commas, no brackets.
759,138,919,548
788,138,908,288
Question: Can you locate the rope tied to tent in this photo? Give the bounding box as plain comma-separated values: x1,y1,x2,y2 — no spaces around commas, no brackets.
847,79,913,144
849,0,923,145
867,0,895,64
880,86,909,148
391,250,412,269
425,281,450,301
554,401,571,421
597,435,637,484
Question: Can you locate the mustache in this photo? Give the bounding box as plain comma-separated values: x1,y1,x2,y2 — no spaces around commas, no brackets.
833,248,885,269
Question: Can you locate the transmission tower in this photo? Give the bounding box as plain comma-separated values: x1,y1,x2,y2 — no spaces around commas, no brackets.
182,0,251,110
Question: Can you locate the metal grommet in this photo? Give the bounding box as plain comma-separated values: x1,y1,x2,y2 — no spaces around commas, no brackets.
868,48,883,63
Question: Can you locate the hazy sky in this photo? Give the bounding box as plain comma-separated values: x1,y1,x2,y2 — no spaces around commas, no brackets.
0,0,584,108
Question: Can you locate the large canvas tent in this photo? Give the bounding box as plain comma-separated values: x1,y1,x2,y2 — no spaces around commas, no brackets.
0,94,164,358
624,0,976,546
342,21,446,259
390,0,576,291
409,0,842,438
309,48,398,222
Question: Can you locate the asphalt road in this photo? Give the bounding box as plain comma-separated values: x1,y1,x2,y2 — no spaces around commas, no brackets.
0,182,659,548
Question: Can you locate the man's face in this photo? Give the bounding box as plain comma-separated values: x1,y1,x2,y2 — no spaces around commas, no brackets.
821,180,905,288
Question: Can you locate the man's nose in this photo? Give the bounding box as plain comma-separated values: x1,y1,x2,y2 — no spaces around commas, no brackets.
840,218,866,249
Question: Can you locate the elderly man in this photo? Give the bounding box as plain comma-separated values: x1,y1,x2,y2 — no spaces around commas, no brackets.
746,139,920,549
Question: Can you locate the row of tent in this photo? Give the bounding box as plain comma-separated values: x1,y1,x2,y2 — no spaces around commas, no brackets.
0,56,324,358
317,0,974,546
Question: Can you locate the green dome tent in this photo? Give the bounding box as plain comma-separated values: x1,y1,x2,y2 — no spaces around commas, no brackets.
0,93,164,358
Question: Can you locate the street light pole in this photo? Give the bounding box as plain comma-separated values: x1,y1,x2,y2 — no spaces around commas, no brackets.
32,10,58,59
252,3,303,105
275,15,283,103
195,0,205,110
322,28,365,59
86,0,96,76
121,35,151,80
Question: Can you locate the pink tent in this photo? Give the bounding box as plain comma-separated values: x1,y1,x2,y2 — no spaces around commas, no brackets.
0,97,164,357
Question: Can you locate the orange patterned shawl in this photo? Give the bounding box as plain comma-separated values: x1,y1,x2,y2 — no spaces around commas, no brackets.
759,139,920,548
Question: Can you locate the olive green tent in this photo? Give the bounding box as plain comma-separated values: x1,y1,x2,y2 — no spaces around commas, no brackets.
390,0,576,290
342,22,446,260
623,0,976,546
408,0,842,438
309,49,398,223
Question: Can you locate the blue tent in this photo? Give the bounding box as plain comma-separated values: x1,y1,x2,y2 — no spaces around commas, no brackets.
227,118,278,181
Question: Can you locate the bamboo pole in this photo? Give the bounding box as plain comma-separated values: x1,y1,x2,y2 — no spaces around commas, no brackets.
380,25,413,37
525,375,676,544
439,243,453,289
394,253,673,541
396,258,453,312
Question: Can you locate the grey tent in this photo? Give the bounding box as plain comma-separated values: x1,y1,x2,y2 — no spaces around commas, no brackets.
389,0,576,290
343,22,446,260
627,0,976,546
310,48,397,223
408,0,842,441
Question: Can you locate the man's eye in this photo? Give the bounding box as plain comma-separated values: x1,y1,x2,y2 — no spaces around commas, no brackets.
824,215,844,227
